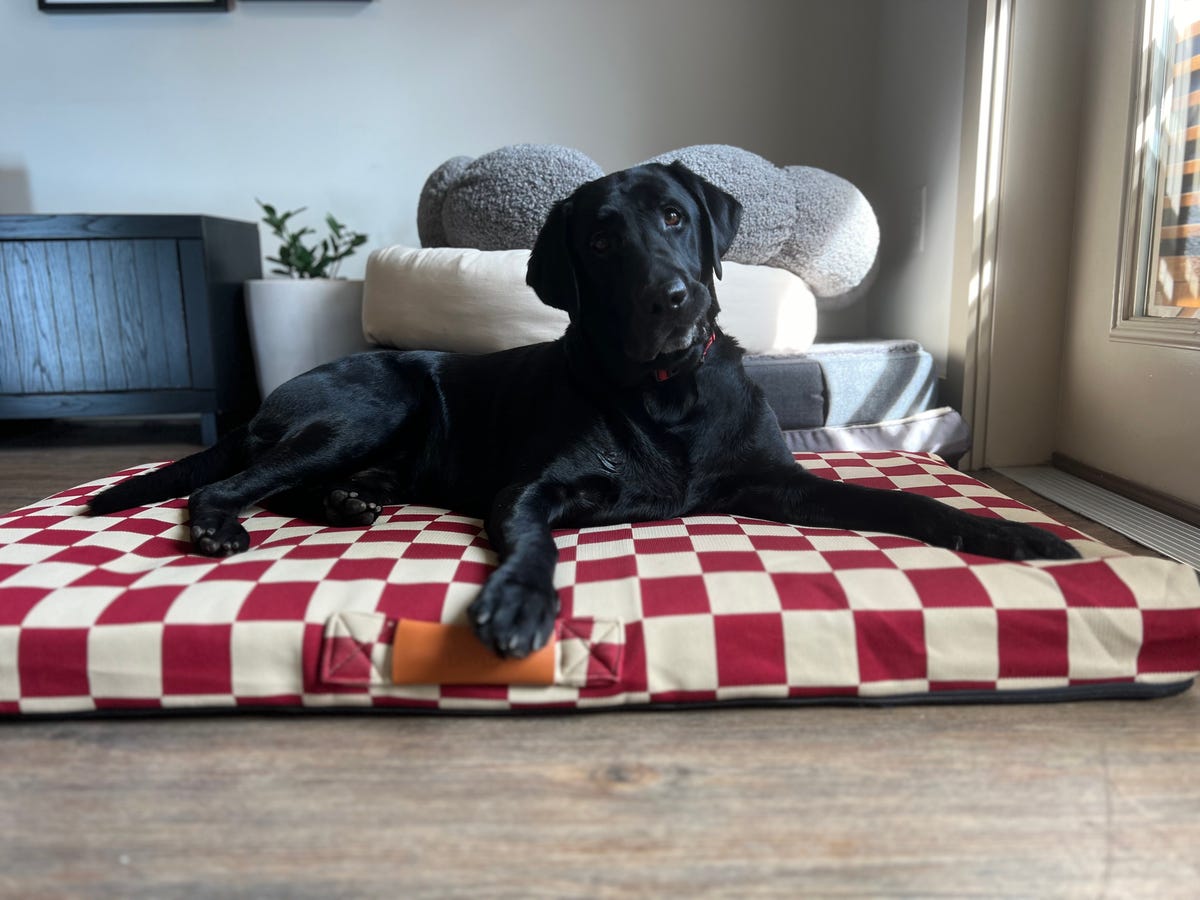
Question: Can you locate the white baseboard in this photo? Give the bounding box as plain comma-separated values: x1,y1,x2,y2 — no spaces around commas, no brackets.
996,465,1200,571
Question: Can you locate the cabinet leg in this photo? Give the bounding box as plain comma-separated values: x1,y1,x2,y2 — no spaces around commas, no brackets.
200,413,218,447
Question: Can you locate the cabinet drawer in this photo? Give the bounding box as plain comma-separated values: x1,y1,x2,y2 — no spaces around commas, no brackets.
0,239,192,394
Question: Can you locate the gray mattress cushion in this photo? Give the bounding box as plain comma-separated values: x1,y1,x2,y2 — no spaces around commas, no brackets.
743,339,937,430
781,407,971,468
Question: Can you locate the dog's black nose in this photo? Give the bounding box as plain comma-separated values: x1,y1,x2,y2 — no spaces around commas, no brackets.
651,278,689,315
666,278,688,307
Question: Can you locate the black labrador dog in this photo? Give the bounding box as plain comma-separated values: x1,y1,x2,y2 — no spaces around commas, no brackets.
90,162,1079,657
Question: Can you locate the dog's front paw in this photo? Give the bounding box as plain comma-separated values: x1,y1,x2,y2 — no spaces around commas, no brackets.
189,515,250,557
468,568,560,659
323,488,382,527
952,518,1081,561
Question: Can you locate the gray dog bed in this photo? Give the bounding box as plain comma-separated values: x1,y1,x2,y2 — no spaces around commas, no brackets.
745,340,936,429
745,341,969,465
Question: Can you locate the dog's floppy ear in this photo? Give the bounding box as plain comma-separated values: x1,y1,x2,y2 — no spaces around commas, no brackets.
667,161,742,280
527,198,579,317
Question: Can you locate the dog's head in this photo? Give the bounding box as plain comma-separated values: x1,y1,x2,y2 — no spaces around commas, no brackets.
527,162,742,381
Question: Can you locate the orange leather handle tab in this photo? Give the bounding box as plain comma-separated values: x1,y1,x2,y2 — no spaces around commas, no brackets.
391,619,557,686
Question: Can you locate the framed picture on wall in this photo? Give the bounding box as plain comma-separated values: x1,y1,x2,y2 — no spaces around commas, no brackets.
39,0,230,11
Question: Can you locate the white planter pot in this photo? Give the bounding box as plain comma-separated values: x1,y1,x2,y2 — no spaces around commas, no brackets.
244,278,372,398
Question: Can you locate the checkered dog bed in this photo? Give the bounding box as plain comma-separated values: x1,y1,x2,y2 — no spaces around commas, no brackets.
1,451,1197,715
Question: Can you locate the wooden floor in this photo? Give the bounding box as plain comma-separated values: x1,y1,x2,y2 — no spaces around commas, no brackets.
1,420,1197,898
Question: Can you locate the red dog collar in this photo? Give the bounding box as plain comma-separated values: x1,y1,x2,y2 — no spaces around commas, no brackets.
654,331,717,383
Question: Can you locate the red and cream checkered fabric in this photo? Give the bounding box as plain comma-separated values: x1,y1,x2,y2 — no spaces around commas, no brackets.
1,451,1197,714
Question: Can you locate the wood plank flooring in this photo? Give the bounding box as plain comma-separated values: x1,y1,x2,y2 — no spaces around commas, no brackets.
0,420,1195,898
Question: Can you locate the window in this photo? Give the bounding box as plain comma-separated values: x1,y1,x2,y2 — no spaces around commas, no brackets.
1115,0,1200,347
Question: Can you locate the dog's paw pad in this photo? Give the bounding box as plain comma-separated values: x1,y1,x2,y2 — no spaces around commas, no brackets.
468,571,559,659
323,488,383,527
189,518,249,557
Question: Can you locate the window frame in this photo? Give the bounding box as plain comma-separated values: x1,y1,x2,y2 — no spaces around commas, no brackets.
1113,0,1200,350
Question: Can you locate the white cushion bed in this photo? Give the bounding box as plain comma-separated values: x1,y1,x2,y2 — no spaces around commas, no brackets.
363,246,817,355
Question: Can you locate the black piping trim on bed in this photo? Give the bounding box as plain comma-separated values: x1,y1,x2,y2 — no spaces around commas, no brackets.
4,679,1192,721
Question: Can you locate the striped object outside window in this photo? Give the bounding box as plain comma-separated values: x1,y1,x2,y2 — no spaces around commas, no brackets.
1156,8,1200,318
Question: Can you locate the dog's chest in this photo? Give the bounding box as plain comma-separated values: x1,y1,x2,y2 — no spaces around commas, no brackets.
581,420,718,519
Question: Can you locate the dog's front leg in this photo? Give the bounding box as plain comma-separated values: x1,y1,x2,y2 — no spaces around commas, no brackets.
469,481,564,658
722,466,1080,561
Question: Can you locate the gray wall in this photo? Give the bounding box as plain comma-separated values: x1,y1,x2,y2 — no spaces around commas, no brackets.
1,0,880,279
831,0,971,375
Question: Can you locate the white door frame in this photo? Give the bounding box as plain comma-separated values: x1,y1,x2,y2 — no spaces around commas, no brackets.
951,0,1092,471
950,0,1012,471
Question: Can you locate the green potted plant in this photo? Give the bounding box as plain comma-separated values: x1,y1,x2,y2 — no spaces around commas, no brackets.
245,200,373,396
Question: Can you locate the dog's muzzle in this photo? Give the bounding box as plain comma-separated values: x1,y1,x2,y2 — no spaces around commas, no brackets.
627,277,710,362
653,327,716,383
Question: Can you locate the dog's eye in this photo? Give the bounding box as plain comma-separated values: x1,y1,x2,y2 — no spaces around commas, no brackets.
590,233,611,254
663,207,683,227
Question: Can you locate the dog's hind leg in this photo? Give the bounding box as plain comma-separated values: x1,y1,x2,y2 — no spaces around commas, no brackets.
265,467,401,527
188,423,368,556
322,467,401,526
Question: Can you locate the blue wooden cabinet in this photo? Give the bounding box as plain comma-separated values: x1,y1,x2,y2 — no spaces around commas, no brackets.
0,215,261,444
